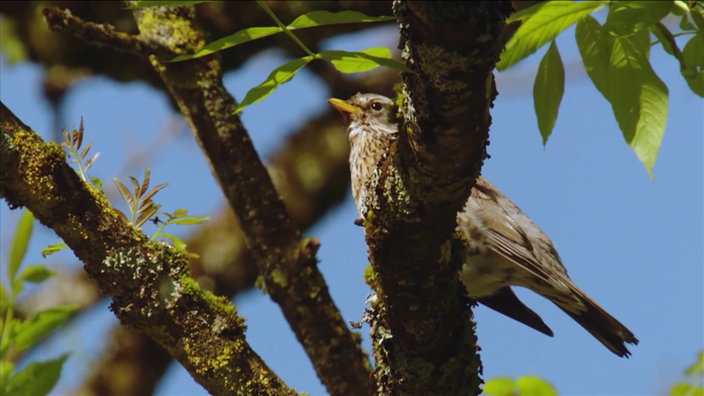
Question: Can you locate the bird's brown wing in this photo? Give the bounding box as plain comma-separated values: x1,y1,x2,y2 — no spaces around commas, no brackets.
468,177,638,357
470,176,569,286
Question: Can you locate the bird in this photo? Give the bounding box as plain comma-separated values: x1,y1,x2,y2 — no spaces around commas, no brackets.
328,92,638,357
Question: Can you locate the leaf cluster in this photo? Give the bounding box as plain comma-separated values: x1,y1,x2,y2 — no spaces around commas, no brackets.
671,351,704,396
483,375,558,396
61,118,101,189
58,127,209,259
167,2,408,113
114,168,208,255
499,0,703,177
0,211,76,396
114,167,168,228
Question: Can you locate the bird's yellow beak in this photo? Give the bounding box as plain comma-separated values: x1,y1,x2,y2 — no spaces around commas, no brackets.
327,98,361,114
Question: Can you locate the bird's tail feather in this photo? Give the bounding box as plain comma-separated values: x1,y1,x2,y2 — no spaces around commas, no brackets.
553,285,638,357
479,287,554,337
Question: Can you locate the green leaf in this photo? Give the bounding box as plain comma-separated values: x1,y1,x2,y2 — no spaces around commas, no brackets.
234,56,313,113
165,216,210,226
533,40,565,144
682,33,704,97
680,13,696,31
498,1,606,70
13,306,78,352
0,319,16,356
319,48,411,73
576,16,613,98
671,351,704,396
0,360,14,393
0,19,28,64
41,242,68,258
173,27,281,62
483,377,515,396
609,31,668,178
604,1,673,37
577,17,667,177
172,208,188,218
172,10,393,62
5,354,68,396
671,382,704,396
484,376,557,396
685,351,704,376
287,10,394,28
89,175,103,190
690,7,704,32
608,30,649,133
17,265,54,284
128,0,209,8
0,282,8,312
506,1,549,23
10,279,23,301
8,211,34,283
516,375,558,396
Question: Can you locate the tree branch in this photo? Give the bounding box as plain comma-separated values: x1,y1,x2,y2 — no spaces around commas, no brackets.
14,56,399,396
18,3,375,394
0,102,294,395
127,5,371,395
11,1,393,111
363,2,511,393
42,6,165,57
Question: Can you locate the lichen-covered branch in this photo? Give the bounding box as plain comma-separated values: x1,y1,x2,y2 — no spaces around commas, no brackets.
0,102,294,395
3,1,392,116
61,107,365,396
128,5,371,395
42,7,166,57
168,66,399,299
8,4,375,393
397,1,509,188
72,105,375,396
15,58,399,396
362,1,512,394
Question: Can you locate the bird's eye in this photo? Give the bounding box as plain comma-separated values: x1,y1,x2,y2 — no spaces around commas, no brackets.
370,102,382,111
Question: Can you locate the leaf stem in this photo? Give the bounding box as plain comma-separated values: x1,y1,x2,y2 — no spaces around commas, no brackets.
653,22,686,69
257,0,316,57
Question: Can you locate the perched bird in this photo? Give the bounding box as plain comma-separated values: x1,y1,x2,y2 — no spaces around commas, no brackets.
328,93,638,357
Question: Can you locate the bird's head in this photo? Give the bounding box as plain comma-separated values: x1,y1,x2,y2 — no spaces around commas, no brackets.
327,93,399,142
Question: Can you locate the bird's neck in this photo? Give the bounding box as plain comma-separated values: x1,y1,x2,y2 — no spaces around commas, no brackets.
348,125,396,218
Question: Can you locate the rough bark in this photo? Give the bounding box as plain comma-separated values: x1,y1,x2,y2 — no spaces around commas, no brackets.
363,2,511,394
2,1,515,394
37,4,374,395
133,5,372,394
0,102,294,395
10,4,401,391
12,66,399,395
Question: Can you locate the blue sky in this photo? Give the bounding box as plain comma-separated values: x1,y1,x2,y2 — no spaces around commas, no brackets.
1,19,702,396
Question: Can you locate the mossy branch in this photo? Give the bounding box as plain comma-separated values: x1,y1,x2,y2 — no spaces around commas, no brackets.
39,3,373,394
0,102,294,395
129,5,371,394
360,2,513,394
